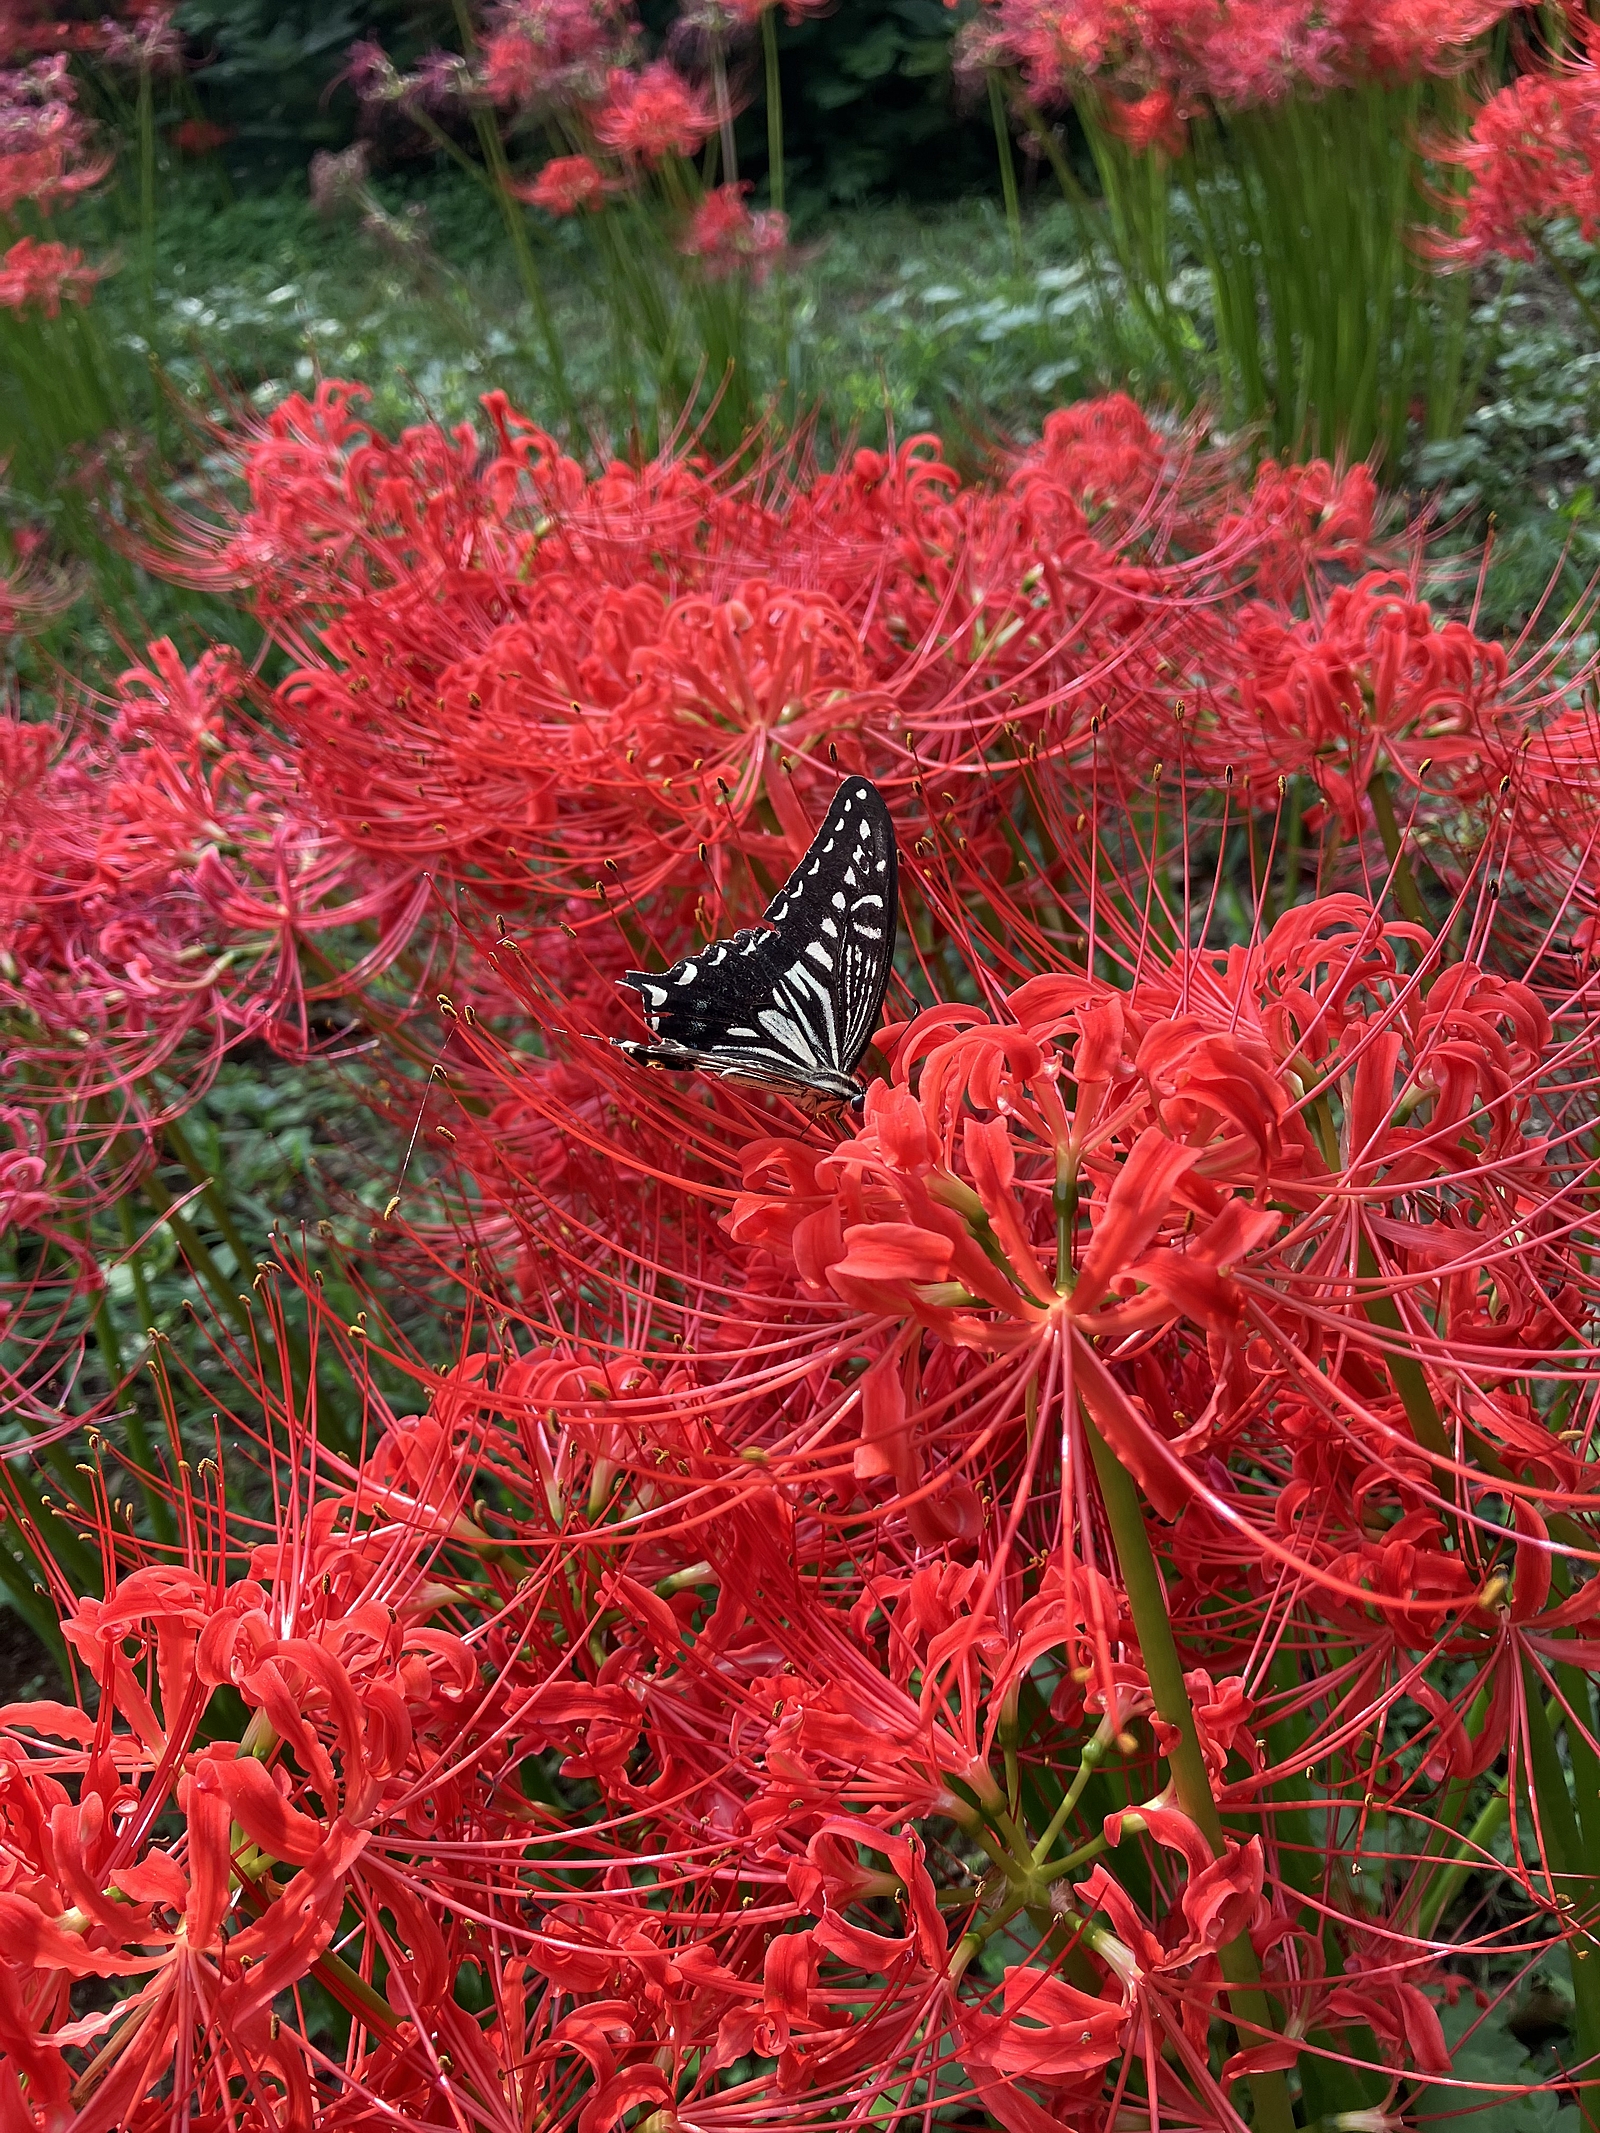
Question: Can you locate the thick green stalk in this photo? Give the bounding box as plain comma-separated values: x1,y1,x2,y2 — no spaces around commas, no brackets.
1081,1407,1296,2133
1262,1651,1383,2116
116,1194,156,1340
1355,1233,1451,1464
1416,1785,1510,1942
762,9,785,217
1520,1663,1600,2126
159,1115,257,1278
450,0,574,422
1532,226,1600,345
1366,768,1429,925
987,71,1024,270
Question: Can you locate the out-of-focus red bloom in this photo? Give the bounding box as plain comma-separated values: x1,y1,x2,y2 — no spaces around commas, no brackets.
0,234,101,313
713,0,836,19
681,180,788,278
0,50,106,210
170,114,230,155
96,2,182,73
595,58,714,162
960,0,1516,117
481,0,635,108
1104,86,1189,157
0,136,109,207
515,149,609,212
1435,55,1600,264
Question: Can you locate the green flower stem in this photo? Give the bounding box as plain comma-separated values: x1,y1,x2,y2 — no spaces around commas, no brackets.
1355,1232,1451,1464
137,1169,253,1344
987,72,1024,269
1081,1406,1296,2133
1520,1659,1600,2118
450,0,574,423
1032,1715,1116,1864
158,1113,258,1279
762,9,784,218
1532,225,1600,346
1416,1781,1509,1943
1365,768,1429,926
116,1194,156,1342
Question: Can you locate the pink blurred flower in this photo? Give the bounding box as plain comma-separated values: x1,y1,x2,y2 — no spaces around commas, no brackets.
1434,57,1600,264
595,59,714,162
515,151,610,213
722,0,834,18
482,0,634,109
1104,87,1189,157
0,53,83,154
960,0,1516,114
0,138,109,209
681,181,788,278
0,235,101,314
170,115,230,156
97,3,182,73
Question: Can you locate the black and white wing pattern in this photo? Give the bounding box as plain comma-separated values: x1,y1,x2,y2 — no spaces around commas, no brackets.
613,778,899,1110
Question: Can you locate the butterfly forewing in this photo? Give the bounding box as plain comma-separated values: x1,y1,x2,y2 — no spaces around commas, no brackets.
614,778,899,1107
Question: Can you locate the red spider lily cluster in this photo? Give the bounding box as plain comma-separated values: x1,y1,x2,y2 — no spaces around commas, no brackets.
7,381,1600,2131
1435,39,1600,265
0,11,175,297
959,0,1518,132
679,181,786,278
0,636,429,1417
0,52,109,214
348,2,791,286
0,229,98,310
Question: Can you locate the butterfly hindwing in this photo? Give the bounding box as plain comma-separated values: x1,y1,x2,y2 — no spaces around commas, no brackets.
615,778,899,1108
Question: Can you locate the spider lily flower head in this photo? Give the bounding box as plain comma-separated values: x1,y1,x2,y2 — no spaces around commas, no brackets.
515,150,611,212
1431,50,1600,266
1184,571,1514,832
960,0,1518,117
681,182,789,282
482,0,637,110
0,234,102,314
594,59,715,163
0,1338,506,2131
96,3,183,74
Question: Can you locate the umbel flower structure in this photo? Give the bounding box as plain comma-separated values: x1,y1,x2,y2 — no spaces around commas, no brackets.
2,380,1600,2130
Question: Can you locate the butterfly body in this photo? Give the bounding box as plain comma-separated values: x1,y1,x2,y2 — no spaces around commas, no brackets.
614,778,899,1112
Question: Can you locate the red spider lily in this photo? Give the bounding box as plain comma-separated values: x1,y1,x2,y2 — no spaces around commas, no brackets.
95,2,181,75
1103,87,1191,159
0,234,101,313
960,0,1517,116
169,115,230,157
594,58,715,162
480,0,635,110
1434,49,1600,265
681,181,788,281
0,48,109,203
0,1338,536,2133
515,150,610,212
11,383,1600,2131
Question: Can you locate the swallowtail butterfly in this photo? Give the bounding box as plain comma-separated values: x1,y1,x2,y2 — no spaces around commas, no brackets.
613,778,899,1111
